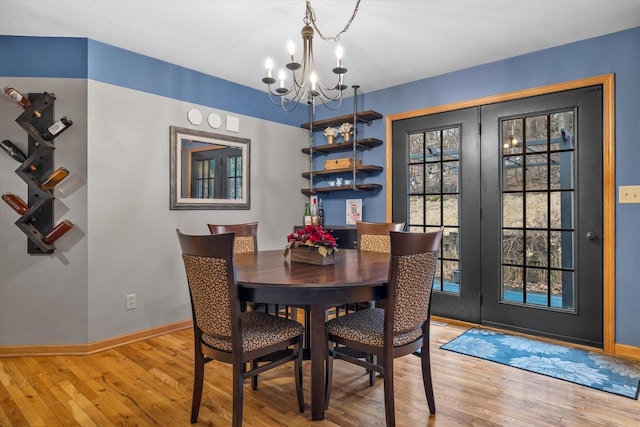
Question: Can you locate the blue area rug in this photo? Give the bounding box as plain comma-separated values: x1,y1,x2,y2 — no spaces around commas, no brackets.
440,328,640,399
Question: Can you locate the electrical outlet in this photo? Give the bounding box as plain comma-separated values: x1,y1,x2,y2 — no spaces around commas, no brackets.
619,185,640,203
126,294,136,310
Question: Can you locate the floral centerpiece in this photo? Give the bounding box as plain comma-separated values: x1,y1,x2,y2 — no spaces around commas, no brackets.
285,225,339,265
339,122,353,142
324,127,338,144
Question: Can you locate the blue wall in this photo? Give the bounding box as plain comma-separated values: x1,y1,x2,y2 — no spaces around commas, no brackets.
1,28,638,347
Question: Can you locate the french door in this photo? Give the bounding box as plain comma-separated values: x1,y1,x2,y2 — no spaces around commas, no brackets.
392,86,604,347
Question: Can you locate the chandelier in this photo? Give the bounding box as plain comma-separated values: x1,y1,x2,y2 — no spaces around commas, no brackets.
261,0,361,111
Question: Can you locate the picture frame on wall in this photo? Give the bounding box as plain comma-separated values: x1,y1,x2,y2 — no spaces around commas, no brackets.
346,199,362,225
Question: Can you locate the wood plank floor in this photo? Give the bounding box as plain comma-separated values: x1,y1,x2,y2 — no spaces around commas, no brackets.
1,322,639,426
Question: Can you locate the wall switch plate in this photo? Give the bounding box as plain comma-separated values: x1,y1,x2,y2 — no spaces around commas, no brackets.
619,185,640,203
126,294,136,310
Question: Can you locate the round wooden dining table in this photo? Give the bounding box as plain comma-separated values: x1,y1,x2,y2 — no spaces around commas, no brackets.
234,248,390,421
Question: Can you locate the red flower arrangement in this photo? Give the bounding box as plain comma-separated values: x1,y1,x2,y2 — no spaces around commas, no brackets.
284,225,339,258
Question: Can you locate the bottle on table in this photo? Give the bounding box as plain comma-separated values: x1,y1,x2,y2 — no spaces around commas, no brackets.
2,192,29,215
304,201,312,226
318,198,324,226
311,198,319,226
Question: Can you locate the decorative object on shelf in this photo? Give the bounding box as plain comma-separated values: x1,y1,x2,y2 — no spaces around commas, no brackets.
42,219,73,244
339,122,353,143
2,193,29,215
261,0,361,111
324,127,337,144
304,200,312,226
3,86,41,117
284,225,338,265
40,167,69,190
346,199,362,225
324,157,360,170
42,116,73,140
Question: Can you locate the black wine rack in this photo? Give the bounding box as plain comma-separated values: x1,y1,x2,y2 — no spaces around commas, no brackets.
12,92,57,254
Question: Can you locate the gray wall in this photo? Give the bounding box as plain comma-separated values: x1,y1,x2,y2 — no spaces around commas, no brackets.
0,78,308,345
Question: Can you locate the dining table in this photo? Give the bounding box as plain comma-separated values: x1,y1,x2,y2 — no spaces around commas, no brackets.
234,248,390,421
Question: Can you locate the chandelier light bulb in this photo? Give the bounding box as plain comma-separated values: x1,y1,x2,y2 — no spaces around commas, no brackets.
265,58,273,77
310,72,317,91
278,69,286,87
287,40,296,63
336,45,343,67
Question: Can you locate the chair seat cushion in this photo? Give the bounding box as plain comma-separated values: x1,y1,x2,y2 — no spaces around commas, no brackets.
202,311,304,352
325,308,423,348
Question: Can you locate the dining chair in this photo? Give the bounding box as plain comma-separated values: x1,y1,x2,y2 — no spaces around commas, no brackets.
356,220,406,252
207,222,258,254
176,230,305,426
325,228,443,427
208,222,288,315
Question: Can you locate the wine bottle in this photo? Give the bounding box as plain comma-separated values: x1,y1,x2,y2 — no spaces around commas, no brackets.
0,139,36,171
42,116,73,140
43,219,73,244
318,198,324,226
311,198,319,226
41,167,69,190
304,201,312,226
3,86,41,117
2,192,29,215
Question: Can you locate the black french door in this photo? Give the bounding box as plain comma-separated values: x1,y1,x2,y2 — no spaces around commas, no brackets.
392,86,603,347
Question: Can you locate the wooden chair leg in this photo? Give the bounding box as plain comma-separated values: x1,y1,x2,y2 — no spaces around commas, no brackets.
191,349,205,423
366,354,376,386
251,360,258,390
232,362,244,427
294,340,305,413
325,345,334,410
383,357,395,427
421,342,436,414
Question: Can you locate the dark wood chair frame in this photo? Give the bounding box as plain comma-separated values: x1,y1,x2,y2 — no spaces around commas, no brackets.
325,229,443,427
355,220,406,251
207,222,259,252
177,230,304,426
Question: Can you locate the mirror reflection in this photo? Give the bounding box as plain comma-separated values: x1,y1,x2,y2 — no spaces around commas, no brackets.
170,126,250,210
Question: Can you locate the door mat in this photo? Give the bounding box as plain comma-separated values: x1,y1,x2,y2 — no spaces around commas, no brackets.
440,327,640,399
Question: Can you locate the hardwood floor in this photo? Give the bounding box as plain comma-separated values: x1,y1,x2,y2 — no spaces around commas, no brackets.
1,322,638,426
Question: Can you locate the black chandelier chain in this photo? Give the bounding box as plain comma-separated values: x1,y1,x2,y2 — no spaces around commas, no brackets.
305,0,361,42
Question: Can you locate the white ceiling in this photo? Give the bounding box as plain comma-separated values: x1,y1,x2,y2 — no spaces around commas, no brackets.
2,0,639,94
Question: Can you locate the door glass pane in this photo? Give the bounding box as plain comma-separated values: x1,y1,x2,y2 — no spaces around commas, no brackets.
550,111,575,150
409,196,423,224
550,152,574,190
409,164,424,193
425,196,441,225
409,126,461,296
503,194,523,227
500,111,576,312
526,192,547,228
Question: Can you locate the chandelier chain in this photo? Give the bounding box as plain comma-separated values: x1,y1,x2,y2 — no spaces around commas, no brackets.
305,0,361,42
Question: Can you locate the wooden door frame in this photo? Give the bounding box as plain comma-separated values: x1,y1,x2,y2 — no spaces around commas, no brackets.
386,74,615,353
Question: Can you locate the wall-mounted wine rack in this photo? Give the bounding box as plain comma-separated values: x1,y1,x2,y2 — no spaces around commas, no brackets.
7,92,68,254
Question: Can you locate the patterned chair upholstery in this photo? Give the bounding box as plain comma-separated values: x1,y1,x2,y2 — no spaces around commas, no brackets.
207,222,258,254
176,230,305,426
325,229,443,427
356,221,406,253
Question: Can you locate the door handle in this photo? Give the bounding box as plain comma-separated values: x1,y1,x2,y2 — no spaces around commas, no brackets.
586,231,598,241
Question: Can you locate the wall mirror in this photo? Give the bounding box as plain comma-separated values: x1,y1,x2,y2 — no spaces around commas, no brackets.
170,126,250,209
